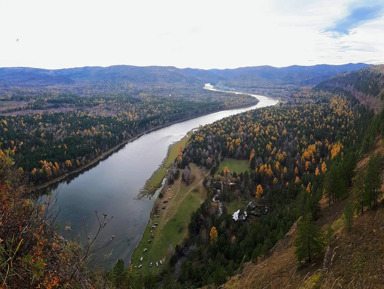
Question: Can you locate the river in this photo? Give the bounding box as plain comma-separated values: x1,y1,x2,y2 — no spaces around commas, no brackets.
44,84,278,267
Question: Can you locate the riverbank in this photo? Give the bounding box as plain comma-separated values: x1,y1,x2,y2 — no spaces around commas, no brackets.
140,131,192,197
31,98,258,193
131,163,207,272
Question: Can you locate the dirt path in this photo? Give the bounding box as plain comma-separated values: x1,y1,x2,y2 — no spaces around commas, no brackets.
163,173,205,224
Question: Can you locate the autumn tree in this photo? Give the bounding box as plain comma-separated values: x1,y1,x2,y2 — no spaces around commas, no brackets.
321,162,327,174
255,184,263,199
209,226,218,244
65,160,72,168
0,149,92,287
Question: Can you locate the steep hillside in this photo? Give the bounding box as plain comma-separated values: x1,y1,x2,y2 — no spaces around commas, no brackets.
316,65,384,113
222,140,384,289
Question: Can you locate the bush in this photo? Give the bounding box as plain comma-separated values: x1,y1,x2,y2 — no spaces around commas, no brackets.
0,149,91,288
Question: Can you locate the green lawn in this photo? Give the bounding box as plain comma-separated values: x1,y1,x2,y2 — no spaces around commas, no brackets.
218,158,250,174
131,164,206,274
227,198,248,214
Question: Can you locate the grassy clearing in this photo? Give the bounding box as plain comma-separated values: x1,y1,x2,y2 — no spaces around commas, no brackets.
218,158,250,174
227,198,248,214
131,164,207,274
143,132,192,194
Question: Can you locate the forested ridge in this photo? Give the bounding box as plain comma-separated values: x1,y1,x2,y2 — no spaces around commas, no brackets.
316,65,384,113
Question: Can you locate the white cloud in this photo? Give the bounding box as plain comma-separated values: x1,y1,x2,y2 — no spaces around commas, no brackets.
0,0,382,69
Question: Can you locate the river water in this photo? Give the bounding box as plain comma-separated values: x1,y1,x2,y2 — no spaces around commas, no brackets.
45,84,278,267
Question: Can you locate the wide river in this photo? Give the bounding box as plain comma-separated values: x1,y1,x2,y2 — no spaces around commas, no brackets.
46,85,278,267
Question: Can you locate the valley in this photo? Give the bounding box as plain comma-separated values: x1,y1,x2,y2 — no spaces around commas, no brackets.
1,64,384,288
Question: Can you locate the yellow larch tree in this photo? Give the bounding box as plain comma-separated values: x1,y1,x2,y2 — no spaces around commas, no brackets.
321,162,327,174
256,184,263,199
209,226,218,244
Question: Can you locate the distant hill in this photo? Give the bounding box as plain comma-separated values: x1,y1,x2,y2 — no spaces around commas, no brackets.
0,67,74,86
0,63,370,96
316,65,384,113
199,63,370,88
0,66,201,89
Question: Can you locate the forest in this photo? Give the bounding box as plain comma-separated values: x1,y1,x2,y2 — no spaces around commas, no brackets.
159,89,374,287
0,89,256,184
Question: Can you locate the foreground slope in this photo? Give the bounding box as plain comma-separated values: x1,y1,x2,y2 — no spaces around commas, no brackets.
223,141,384,289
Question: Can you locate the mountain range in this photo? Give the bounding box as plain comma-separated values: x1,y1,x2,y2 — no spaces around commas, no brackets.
0,63,369,93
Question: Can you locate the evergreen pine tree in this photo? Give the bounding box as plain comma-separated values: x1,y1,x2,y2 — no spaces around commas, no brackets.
324,163,347,205
364,154,382,208
110,259,127,288
294,214,324,265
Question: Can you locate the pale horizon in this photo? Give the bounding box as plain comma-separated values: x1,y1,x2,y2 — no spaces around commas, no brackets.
0,62,376,71
1,0,383,70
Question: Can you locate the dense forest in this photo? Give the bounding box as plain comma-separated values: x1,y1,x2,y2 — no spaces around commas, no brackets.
0,90,256,184
162,89,373,287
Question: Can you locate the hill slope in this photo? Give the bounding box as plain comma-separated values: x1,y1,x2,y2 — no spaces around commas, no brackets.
222,140,384,289
316,65,384,113
208,63,369,88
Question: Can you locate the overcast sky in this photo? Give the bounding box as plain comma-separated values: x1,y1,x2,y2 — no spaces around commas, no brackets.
0,0,383,69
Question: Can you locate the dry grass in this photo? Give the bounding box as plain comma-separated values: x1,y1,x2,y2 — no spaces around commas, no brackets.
223,204,384,289
356,138,384,171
